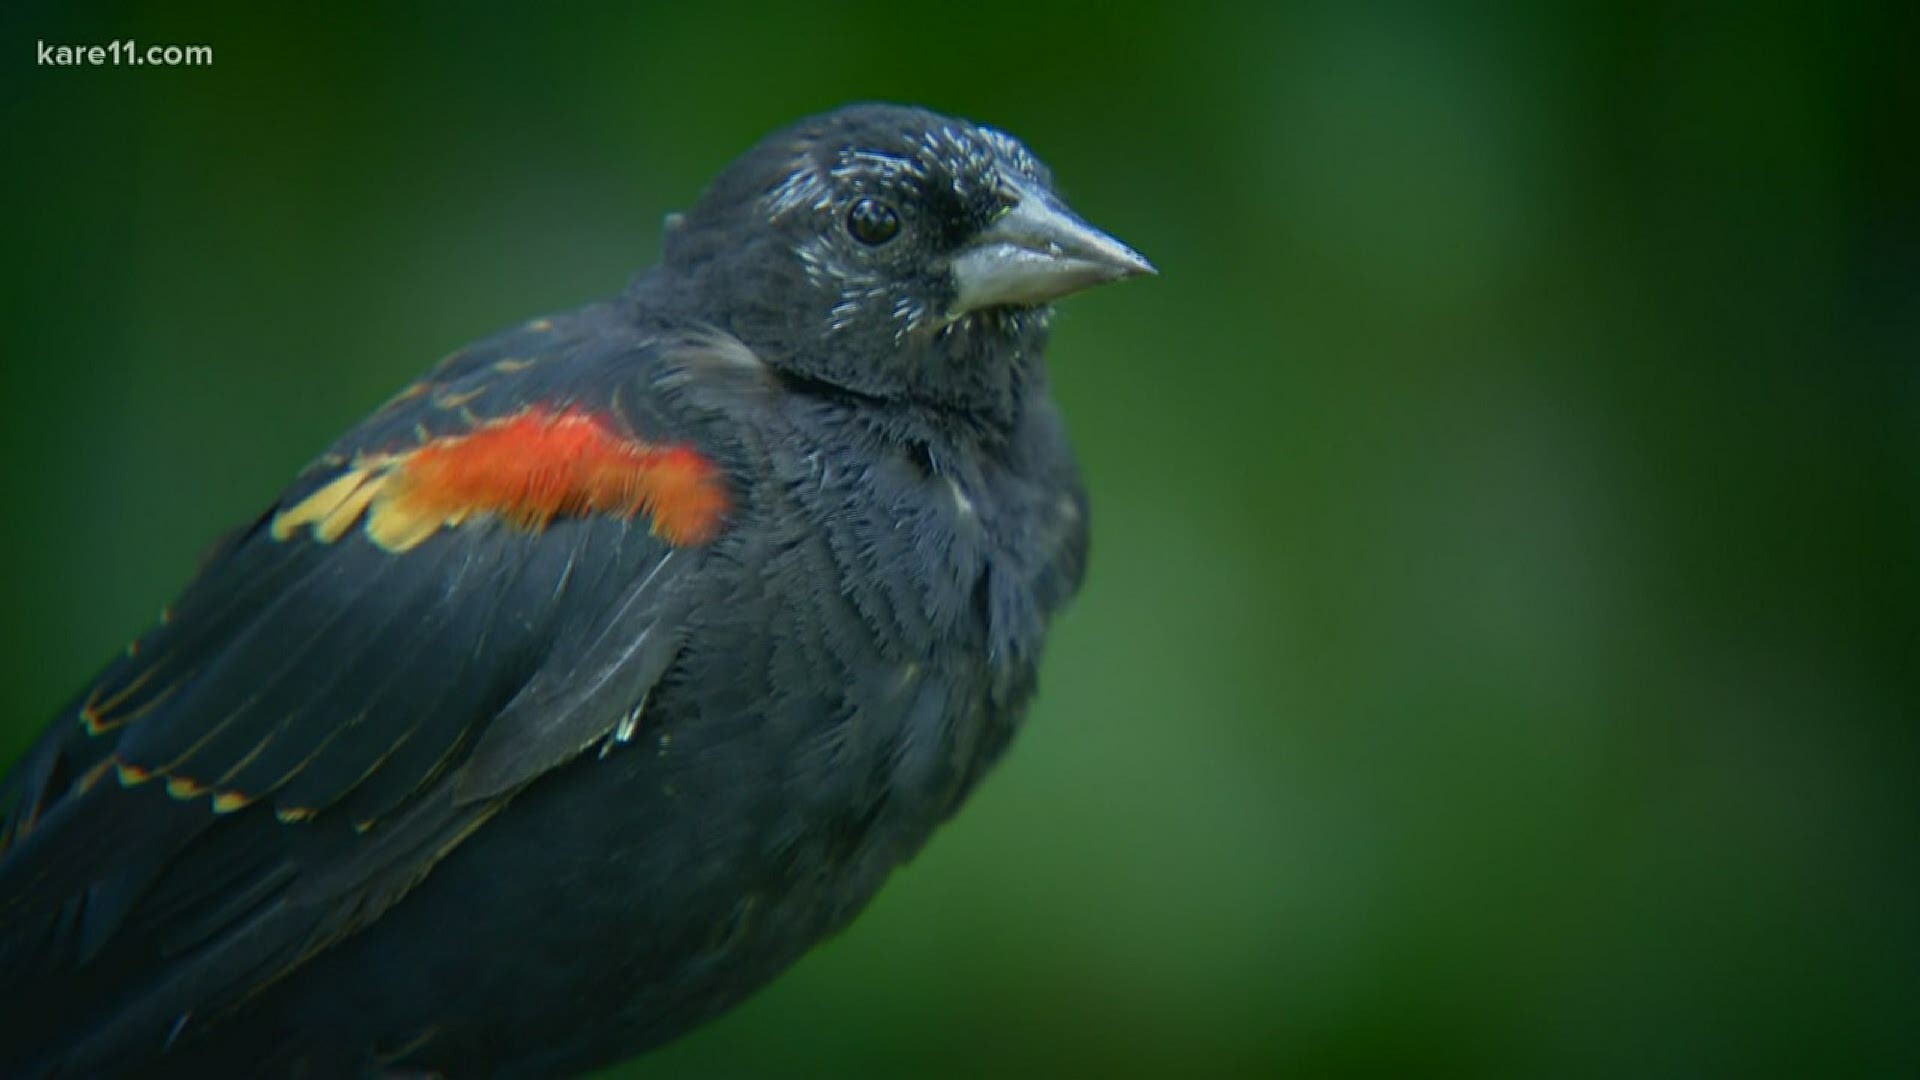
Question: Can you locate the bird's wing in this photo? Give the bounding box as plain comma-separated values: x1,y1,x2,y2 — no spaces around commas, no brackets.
0,310,754,1068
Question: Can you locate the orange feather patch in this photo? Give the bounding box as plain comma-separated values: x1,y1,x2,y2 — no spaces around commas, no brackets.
273,407,727,551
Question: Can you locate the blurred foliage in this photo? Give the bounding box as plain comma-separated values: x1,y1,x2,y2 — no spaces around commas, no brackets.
1,2,1914,1076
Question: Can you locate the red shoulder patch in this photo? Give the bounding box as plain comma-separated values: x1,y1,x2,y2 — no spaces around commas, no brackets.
273,407,728,551
396,408,726,544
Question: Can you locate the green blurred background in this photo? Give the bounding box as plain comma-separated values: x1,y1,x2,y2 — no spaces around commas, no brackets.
2,2,1913,1075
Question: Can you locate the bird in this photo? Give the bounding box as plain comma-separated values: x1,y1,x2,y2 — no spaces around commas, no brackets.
0,102,1152,1077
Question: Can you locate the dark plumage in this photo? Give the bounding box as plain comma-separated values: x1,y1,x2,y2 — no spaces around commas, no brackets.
0,103,1151,1076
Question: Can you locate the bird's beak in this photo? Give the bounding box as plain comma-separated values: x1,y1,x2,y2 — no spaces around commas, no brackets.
949,178,1156,316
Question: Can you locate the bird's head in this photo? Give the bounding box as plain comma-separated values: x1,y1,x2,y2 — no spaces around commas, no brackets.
660,104,1153,419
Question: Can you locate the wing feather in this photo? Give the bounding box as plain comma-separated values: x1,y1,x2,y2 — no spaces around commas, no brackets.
0,315,746,1074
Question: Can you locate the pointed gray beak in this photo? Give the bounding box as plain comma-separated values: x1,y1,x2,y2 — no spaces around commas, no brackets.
949,178,1155,316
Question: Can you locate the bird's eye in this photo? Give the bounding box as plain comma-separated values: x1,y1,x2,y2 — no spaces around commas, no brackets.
846,198,900,245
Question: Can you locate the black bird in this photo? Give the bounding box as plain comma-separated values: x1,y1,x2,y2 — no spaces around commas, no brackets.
0,103,1152,1076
